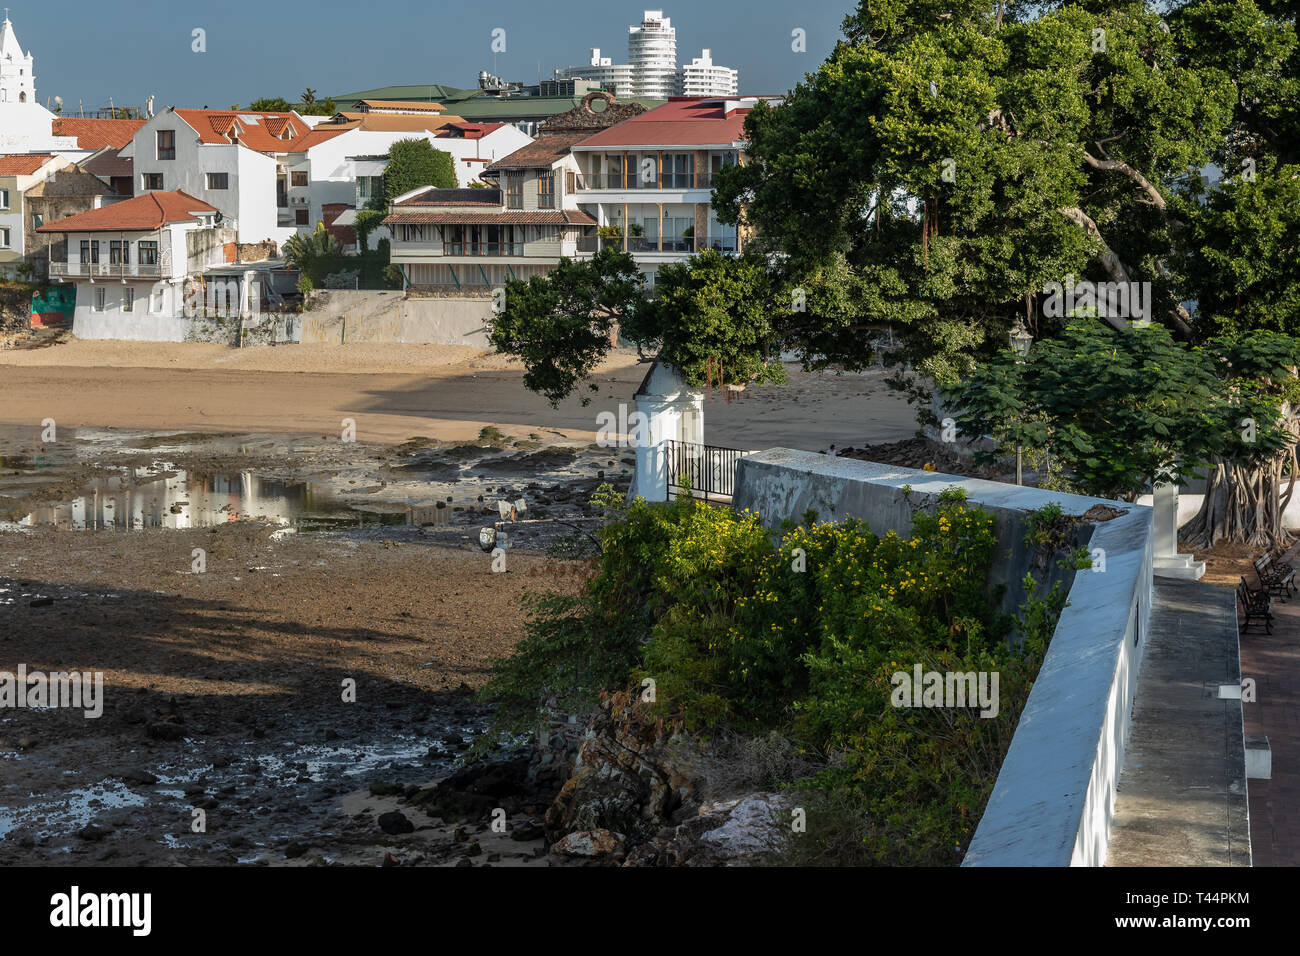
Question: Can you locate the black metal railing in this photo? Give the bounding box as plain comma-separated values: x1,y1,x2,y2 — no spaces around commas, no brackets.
576,235,738,254
575,173,717,190
663,440,753,502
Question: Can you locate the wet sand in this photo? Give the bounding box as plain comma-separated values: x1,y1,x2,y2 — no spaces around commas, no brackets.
0,341,917,450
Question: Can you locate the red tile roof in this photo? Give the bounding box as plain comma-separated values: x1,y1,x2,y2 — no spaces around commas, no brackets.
437,122,507,139
51,118,147,150
485,132,588,171
171,109,311,152
573,97,752,149
0,153,57,175
36,190,220,232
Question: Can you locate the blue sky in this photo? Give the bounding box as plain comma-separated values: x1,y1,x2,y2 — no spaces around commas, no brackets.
8,1,848,111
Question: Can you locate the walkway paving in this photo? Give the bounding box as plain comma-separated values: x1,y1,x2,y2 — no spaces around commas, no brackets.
1107,577,1250,866
1239,543,1300,866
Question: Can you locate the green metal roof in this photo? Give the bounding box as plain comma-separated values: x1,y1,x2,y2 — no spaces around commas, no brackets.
331,84,666,121
330,85,482,112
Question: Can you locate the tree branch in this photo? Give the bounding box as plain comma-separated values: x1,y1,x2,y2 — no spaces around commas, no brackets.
1082,149,1167,209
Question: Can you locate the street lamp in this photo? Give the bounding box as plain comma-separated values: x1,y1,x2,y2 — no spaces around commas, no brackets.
1009,320,1032,485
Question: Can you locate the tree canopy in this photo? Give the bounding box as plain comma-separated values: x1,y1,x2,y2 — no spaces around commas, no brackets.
369,139,458,210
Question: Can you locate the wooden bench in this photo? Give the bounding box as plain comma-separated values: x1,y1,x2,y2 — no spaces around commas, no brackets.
1239,578,1274,634
1254,553,1295,599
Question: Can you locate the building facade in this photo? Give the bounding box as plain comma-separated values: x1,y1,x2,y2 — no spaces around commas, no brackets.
37,190,237,338
569,96,751,285
627,11,679,98
680,50,738,97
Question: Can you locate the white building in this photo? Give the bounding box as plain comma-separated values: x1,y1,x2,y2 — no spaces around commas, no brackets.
0,152,69,274
680,50,738,97
118,108,365,245
0,12,34,103
628,11,679,98
554,13,740,102
0,15,86,157
570,96,751,285
36,189,237,339
553,48,636,96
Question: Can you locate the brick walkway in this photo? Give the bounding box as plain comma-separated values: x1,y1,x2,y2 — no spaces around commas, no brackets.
1108,578,1249,866
1239,543,1300,866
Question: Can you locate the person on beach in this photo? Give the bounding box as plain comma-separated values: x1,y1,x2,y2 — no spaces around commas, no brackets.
828,444,837,457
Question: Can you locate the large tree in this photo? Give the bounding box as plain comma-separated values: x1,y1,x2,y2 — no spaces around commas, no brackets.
713,0,1298,544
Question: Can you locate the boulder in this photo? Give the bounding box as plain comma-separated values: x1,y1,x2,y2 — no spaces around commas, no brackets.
550,829,625,860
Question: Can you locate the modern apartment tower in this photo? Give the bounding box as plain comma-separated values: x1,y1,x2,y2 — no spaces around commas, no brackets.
627,11,678,98
553,11,739,99
680,49,738,97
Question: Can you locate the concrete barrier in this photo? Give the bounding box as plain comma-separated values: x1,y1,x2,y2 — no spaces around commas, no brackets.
72,313,192,342
731,448,1154,867
301,291,493,347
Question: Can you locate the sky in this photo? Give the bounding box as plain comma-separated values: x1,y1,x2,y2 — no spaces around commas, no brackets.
5,1,849,112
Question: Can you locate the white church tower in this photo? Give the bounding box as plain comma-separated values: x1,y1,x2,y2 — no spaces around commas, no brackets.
0,11,36,104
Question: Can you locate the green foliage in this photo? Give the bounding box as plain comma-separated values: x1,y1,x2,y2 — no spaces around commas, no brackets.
353,209,386,252
482,490,1059,864
381,139,457,205
943,322,1300,500
486,247,647,407
249,97,292,111
713,0,1295,395
623,249,787,391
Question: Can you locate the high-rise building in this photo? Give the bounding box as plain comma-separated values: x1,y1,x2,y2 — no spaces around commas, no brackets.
627,10,678,98
680,49,738,97
554,12,739,102
553,49,636,97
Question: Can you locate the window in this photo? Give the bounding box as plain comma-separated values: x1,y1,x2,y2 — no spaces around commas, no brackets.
537,172,555,209
31,212,42,229
0,188,8,209
401,225,428,242
291,171,308,187
358,176,383,201
665,153,693,189
295,209,309,225
138,241,158,265
156,130,176,160
151,287,164,313
143,173,163,191
110,240,124,265
122,288,134,313
505,173,523,209
93,287,105,312
80,239,101,264
205,172,229,190
0,227,9,248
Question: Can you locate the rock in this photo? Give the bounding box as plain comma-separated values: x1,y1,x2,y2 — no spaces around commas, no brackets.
121,769,158,786
377,811,414,835
550,829,624,859
77,824,111,842
29,597,53,607
146,722,185,742
368,781,403,797
697,793,794,861
511,822,545,842
284,842,308,859
465,841,482,857
455,857,473,867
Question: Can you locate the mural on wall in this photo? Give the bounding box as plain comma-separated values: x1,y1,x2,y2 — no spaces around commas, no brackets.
31,284,75,328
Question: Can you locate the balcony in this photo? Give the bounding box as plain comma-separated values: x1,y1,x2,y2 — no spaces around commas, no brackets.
574,173,716,191
442,241,525,257
575,234,737,254
50,261,163,278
